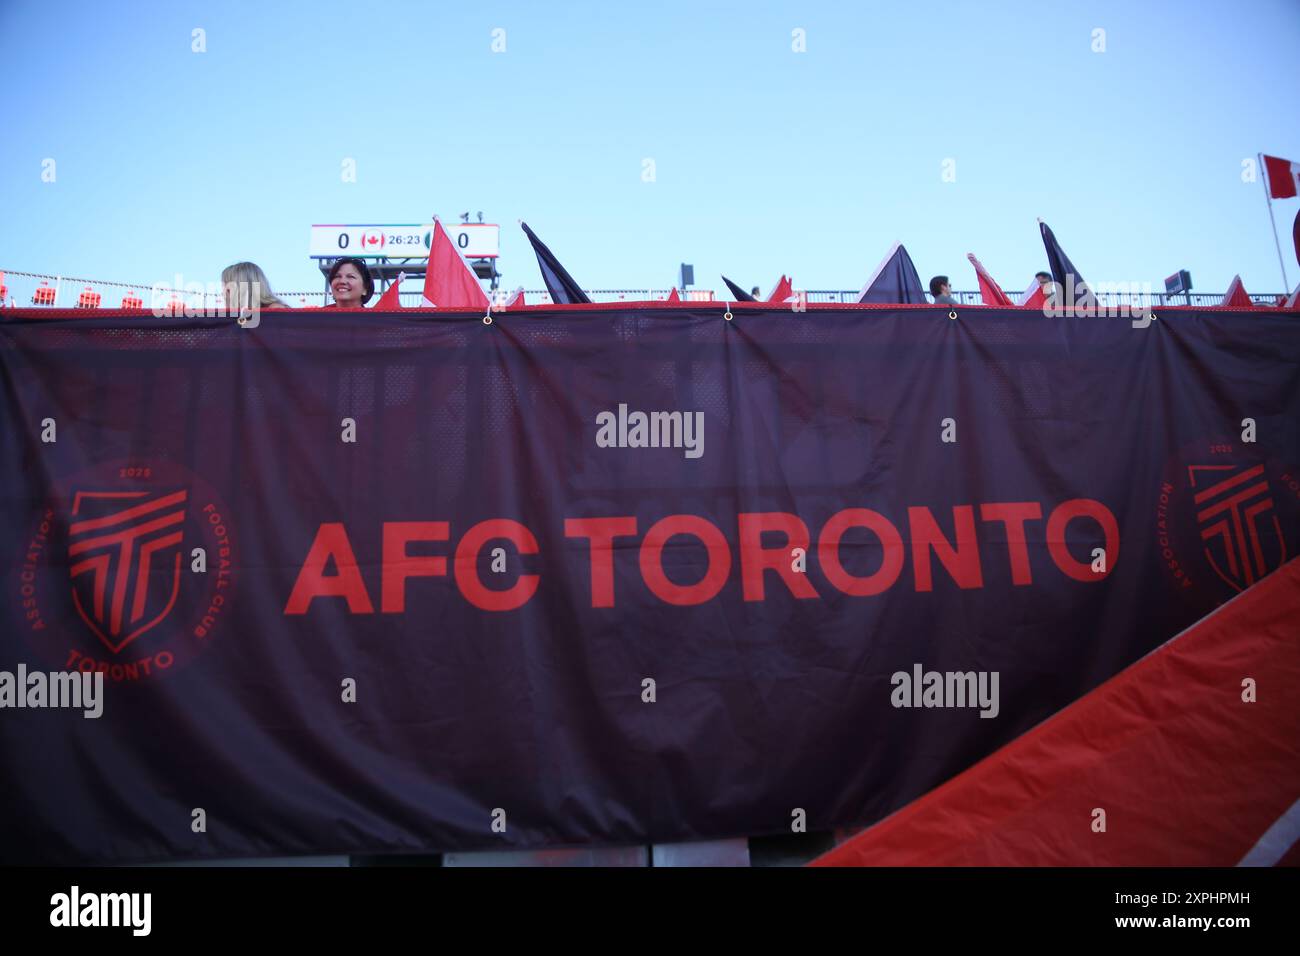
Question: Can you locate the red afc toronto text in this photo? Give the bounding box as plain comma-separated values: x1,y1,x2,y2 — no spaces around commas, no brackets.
283,499,1119,614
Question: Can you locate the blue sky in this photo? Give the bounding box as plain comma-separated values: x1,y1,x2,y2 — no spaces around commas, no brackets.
2,0,1299,297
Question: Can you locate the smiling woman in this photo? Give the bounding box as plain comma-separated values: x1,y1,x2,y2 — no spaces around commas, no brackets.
326,257,375,308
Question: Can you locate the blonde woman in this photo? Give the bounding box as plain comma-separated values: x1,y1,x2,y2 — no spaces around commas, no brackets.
221,261,290,321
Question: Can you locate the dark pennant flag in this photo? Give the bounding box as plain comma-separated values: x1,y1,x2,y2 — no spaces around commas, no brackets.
520,222,591,304
859,242,926,304
721,276,757,302
1038,220,1089,294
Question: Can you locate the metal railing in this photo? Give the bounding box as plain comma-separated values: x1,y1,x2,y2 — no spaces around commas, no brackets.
0,269,1289,311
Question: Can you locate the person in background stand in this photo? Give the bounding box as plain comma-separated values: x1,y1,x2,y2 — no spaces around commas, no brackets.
221,261,290,312
929,275,956,304
325,257,375,308
1032,270,1058,304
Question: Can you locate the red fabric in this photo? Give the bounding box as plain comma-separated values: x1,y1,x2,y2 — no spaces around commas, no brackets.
1019,283,1046,309
421,220,490,309
766,275,793,303
1222,275,1253,308
1014,276,1048,309
966,254,1014,307
1263,154,1300,199
812,557,1300,866
1278,840,1300,867
373,274,404,310
666,288,680,303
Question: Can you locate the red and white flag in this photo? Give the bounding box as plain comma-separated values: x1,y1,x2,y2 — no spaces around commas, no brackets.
965,254,1014,306
422,219,490,309
765,275,793,303
1222,274,1254,307
373,272,405,310
1017,279,1047,309
1262,154,1300,199
491,286,525,309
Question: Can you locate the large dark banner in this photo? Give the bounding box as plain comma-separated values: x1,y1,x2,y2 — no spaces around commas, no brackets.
2,305,1298,864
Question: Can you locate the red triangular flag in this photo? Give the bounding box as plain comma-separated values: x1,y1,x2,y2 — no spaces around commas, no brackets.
374,272,405,310
422,219,490,309
812,557,1300,866
765,275,793,302
965,254,1014,307
666,288,680,303
1222,275,1253,307
504,286,525,307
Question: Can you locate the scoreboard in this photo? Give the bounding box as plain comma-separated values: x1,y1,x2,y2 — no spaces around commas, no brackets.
310,223,500,260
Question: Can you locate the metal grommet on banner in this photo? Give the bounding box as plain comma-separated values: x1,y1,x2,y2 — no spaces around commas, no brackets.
1149,313,1158,322
948,310,958,321
482,314,493,325
723,301,733,321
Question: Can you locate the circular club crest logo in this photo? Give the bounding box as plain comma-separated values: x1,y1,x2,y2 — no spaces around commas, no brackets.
15,459,236,682
1156,438,1300,612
